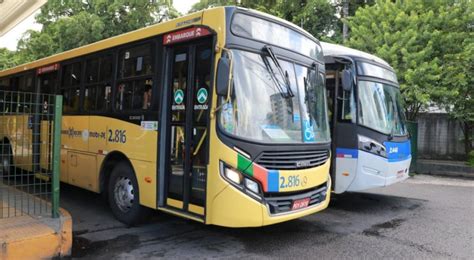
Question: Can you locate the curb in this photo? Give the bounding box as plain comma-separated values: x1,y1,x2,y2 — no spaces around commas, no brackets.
0,208,72,259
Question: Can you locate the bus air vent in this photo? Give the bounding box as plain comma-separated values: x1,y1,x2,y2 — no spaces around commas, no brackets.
256,150,329,170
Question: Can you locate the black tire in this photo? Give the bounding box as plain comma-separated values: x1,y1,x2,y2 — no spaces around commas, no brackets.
0,142,12,177
108,161,150,226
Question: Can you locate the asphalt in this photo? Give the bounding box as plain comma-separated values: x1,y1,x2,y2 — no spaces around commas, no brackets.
61,174,474,259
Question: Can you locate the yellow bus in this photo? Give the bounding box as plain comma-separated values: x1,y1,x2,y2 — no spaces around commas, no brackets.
0,7,331,227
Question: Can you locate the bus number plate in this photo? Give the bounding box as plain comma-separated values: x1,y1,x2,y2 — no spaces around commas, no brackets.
292,197,310,211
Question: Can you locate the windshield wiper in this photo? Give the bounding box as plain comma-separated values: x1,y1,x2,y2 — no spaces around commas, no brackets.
262,45,294,98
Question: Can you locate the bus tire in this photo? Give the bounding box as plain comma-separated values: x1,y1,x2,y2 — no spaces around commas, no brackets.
108,162,149,226
0,142,12,177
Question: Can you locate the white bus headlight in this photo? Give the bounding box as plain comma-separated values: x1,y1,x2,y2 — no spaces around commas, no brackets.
244,178,259,194
224,167,243,184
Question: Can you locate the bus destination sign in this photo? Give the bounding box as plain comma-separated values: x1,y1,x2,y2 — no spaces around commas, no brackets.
163,27,210,45
37,63,60,75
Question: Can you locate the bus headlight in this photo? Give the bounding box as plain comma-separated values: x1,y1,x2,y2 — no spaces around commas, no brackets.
358,135,387,158
220,162,262,199
224,167,243,184
244,178,259,194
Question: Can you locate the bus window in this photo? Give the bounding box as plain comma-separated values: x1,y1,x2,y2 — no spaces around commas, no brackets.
0,77,8,112
119,43,153,78
61,62,82,113
84,55,113,111
19,74,35,112
116,43,154,111
115,79,152,111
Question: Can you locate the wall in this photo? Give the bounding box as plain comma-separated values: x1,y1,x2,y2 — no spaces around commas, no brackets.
417,113,468,160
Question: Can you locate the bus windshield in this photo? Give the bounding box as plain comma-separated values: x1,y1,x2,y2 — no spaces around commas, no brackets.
358,80,408,136
219,50,330,144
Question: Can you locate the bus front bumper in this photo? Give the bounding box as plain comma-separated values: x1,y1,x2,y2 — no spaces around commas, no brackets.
346,150,411,192
208,178,331,227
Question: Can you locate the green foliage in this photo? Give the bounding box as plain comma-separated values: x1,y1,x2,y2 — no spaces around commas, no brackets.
468,151,474,167
0,48,22,71
345,0,472,120
0,0,178,69
346,0,473,154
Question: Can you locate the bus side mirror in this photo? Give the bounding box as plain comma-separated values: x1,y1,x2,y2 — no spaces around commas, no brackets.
342,69,353,92
216,56,231,96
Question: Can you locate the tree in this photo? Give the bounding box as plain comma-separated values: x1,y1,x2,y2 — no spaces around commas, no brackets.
0,48,22,71
346,0,473,154
436,2,474,154
9,0,178,66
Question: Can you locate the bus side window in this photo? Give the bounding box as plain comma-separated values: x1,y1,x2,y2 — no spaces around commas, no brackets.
115,79,152,111
84,55,113,112
61,62,82,113
116,42,154,111
0,77,8,112
18,74,34,112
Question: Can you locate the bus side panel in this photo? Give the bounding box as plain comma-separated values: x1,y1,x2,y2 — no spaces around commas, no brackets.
333,148,358,194
88,116,158,209
67,151,98,192
60,148,68,182
62,115,89,152
40,120,52,170
9,115,34,172
89,116,157,162
130,159,157,209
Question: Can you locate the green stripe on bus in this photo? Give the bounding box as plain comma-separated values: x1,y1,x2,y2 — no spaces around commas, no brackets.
237,154,253,176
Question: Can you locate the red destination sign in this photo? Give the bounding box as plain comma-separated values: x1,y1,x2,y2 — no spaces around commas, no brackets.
37,63,60,75
163,27,211,45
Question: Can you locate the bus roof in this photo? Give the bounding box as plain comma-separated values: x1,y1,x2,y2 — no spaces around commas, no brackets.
234,7,319,44
0,7,220,77
321,42,391,68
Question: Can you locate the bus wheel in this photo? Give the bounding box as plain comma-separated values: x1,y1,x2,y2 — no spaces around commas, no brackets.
0,143,12,177
108,162,149,226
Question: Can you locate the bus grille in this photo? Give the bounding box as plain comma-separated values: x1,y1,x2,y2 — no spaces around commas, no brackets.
265,184,328,215
256,150,329,170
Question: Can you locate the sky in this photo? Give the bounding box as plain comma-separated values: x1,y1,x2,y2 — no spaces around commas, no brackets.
0,0,199,51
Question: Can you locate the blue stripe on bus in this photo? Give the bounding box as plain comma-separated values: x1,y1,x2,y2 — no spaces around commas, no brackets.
267,170,280,192
335,148,358,159
384,140,411,163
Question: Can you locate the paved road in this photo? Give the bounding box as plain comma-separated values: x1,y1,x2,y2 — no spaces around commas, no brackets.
61,175,474,259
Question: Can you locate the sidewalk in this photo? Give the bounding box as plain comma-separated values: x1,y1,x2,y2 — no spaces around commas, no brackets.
0,184,72,259
416,159,474,179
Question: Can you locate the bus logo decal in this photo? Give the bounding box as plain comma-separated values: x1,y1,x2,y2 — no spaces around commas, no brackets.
296,160,311,168
197,88,208,104
174,89,184,104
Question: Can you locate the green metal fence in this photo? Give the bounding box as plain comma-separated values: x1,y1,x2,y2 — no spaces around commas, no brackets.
0,91,62,218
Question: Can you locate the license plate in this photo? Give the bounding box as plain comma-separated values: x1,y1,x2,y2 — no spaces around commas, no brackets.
292,197,310,211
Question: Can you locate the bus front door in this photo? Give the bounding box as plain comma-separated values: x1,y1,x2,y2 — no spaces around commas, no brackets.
160,39,212,218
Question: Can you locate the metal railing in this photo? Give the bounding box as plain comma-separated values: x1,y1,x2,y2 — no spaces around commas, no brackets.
0,91,62,218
